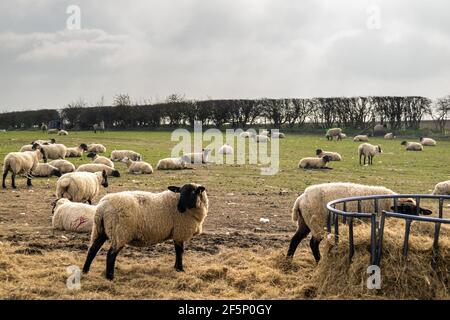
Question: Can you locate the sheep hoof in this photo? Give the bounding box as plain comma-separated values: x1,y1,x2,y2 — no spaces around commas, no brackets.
175,267,184,272
105,274,114,281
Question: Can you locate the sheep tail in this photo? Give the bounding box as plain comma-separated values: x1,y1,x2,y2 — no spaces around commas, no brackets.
292,197,301,222
91,208,105,244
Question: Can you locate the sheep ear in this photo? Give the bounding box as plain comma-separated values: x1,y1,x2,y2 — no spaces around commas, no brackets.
168,186,181,193
420,208,433,215
102,170,107,178
196,186,206,193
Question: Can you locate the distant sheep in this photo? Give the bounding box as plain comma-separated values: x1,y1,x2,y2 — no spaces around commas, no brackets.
325,128,342,141
181,149,210,164
401,141,423,151
298,155,333,169
432,180,450,195
420,137,436,146
58,130,69,136
339,133,347,139
358,143,382,165
384,133,396,139
218,144,233,155
87,152,114,168
267,129,285,138
56,170,108,204
66,144,88,158
76,163,120,177
49,160,76,174
156,158,187,170
52,198,95,233
353,135,369,142
37,143,67,161
111,150,141,162
32,163,61,178
122,157,153,174
88,144,107,153
316,149,342,161
253,135,270,143
34,139,56,145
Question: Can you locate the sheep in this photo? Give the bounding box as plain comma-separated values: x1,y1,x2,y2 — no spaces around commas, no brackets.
20,138,56,152
384,133,396,139
358,143,382,165
82,183,208,280
86,152,114,168
122,157,153,174
316,149,342,161
218,144,233,155
401,141,423,151
33,139,56,145
87,144,107,153
32,163,61,178
52,198,95,233
0,129,6,133
287,182,433,262
47,129,58,134
65,144,88,158
353,135,369,142
20,145,34,152
253,135,270,143
37,143,67,161
110,150,141,162
260,129,270,136
181,149,210,164
56,170,108,204
239,132,251,138
420,137,436,146
298,155,333,170
2,144,46,189
58,130,69,136
76,163,120,177
267,129,285,138
432,180,450,195
156,158,187,170
325,128,342,141
339,133,347,139
49,160,76,174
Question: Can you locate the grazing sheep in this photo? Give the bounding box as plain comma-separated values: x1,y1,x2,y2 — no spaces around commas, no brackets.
253,135,270,143
82,183,209,280
32,163,61,178
287,182,432,261
52,198,95,233
20,138,56,152
156,158,187,170
49,160,76,174
76,163,120,177
218,144,234,155
420,137,436,146
384,133,396,139
56,170,108,204
316,149,342,161
58,130,69,136
298,155,333,170
401,141,423,151
111,150,141,162
20,145,34,152
34,139,56,145
86,152,114,168
358,143,382,165
325,128,342,141
122,157,153,174
181,149,210,164
432,180,450,195
65,144,88,158
37,143,67,161
353,135,369,142
47,129,58,134
339,133,347,139
88,144,107,153
2,144,46,189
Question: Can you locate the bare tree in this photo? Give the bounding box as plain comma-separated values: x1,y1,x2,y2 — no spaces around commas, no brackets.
431,96,450,134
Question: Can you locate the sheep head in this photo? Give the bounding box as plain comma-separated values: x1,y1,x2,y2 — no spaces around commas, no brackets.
391,199,432,216
168,184,207,213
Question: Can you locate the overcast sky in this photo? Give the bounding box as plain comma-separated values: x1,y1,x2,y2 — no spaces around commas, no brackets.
1,0,449,111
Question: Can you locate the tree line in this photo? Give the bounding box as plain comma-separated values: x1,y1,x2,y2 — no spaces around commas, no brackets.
1,94,448,132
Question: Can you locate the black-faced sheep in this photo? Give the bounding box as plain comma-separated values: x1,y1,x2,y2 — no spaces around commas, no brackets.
49,160,76,174
87,144,107,153
325,128,342,141
401,141,423,151
76,163,120,177
32,163,62,178
36,143,67,161
111,150,141,162
316,149,342,161
65,144,88,158
298,155,333,169
181,149,210,164
156,158,187,170
358,143,382,165
56,170,108,204
122,157,153,174
52,198,95,233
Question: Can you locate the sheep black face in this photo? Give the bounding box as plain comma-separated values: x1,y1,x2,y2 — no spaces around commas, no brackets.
322,155,332,163
50,138,56,144
391,202,433,216
101,170,108,188
111,170,121,177
315,149,323,156
168,184,206,213
80,143,88,151
87,152,96,158
401,141,408,146
52,169,62,177
377,146,382,153
32,143,47,163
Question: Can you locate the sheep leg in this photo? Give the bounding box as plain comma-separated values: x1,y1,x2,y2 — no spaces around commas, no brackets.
359,154,362,166
26,172,32,187
2,171,7,189
82,233,108,274
105,246,123,280
287,218,310,258
11,172,16,189
309,237,322,263
174,241,184,272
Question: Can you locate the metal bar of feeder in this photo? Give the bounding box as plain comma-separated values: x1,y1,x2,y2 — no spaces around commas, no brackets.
334,212,339,245
370,214,377,265
342,202,347,224
376,212,387,266
348,217,354,263
403,219,412,257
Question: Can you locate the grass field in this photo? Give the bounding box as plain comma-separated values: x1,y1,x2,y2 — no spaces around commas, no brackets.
0,130,449,299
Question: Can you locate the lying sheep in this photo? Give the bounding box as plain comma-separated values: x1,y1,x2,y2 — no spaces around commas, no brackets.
358,143,382,165
20,139,56,152
298,155,333,170
37,143,67,161
253,135,270,143
420,137,436,146
122,157,153,174
76,163,120,177
52,198,95,233
87,152,114,168
384,133,396,139
49,160,76,174
239,132,252,138
401,141,423,151
432,180,450,195
353,135,369,142
218,144,233,155
88,144,107,153
156,158,187,170
111,150,141,162
66,144,88,158
316,149,342,161
56,170,108,204
181,149,210,164
32,163,61,178
20,145,34,152
58,130,69,136
325,128,342,141
2,144,46,188
47,129,58,134
287,182,432,261
33,139,56,145
267,129,285,138
82,183,209,280
339,133,347,139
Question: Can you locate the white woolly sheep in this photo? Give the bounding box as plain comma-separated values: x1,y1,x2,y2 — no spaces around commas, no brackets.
339,133,347,139
420,137,436,146
325,128,342,141
358,143,382,165
88,144,107,153
65,144,88,158
2,144,46,189
181,149,210,164
38,143,67,161
401,141,423,151
384,133,395,139
156,158,187,170
76,163,120,177
86,152,114,168
122,157,153,174
20,145,34,152
353,135,369,142
298,155,333,169
239,132,253,138
20,138,56,152
253,135,270,143
287,182,432,262
82,183,208,280
432,180,450,195
49,160,76,174
33,139,56,145
218,144,234,155
110,150,141,162
32,163,62,178
56,170,108,204
52,198,95,233
58,130,69,136
316,149,342,161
